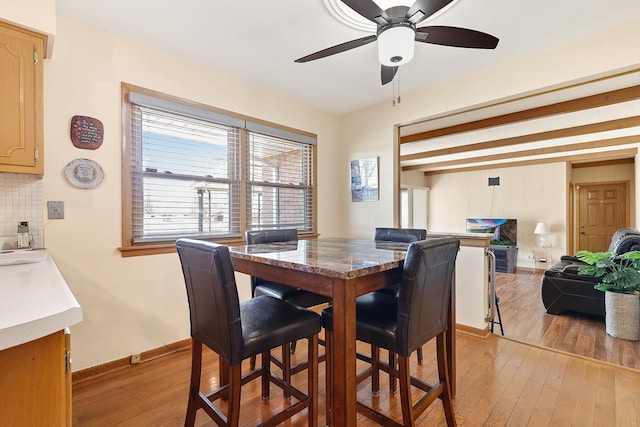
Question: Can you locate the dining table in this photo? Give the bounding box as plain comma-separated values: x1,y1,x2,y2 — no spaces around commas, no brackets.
228,237,456,427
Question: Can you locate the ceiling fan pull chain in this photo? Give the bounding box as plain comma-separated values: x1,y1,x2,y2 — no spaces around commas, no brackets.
397,75,401,105
392,77,397,107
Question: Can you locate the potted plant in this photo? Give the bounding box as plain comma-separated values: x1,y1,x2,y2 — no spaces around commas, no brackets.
577,250,640,340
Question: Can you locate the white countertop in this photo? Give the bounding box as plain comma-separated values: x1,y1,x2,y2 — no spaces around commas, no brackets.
0,250,82,351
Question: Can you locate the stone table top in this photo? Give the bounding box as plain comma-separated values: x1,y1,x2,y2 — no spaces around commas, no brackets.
228,237,410,280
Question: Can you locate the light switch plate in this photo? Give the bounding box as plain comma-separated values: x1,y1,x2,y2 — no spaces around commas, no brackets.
47,201,64,219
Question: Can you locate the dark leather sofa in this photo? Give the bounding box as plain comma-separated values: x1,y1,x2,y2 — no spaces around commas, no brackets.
541,227,640,316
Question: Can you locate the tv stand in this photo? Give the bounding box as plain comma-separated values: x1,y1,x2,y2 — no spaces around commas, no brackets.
489,245,518,273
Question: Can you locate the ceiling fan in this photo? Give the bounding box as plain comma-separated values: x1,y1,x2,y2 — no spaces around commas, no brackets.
295,0,499,85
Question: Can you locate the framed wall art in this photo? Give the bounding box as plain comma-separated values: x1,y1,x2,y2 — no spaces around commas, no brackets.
350,157,379,202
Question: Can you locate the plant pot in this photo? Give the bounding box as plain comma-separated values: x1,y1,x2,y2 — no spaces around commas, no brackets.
604,291,640,341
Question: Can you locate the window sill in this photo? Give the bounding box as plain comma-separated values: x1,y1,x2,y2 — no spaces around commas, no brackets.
118,233,320,257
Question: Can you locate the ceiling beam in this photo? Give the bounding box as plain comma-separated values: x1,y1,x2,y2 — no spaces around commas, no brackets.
401,134,640,171
572,158,634,168
422,148,638,175
400,116,640,161
400,84,640,144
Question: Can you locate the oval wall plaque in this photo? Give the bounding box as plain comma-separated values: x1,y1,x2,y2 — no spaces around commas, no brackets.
70,115,104,149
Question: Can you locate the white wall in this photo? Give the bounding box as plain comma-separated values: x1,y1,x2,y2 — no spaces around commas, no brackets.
43,16,341,370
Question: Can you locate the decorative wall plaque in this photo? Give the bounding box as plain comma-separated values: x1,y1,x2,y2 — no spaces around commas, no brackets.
64,159,105,189
70,115,104,149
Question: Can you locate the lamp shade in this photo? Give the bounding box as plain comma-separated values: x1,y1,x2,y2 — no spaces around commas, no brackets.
377,25,415,66
534,222,550,235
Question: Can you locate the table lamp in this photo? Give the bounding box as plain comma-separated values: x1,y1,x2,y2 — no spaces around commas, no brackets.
534,222,550,246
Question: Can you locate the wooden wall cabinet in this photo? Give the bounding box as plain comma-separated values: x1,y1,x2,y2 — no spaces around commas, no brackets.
0,330,71,425
0,21,45,175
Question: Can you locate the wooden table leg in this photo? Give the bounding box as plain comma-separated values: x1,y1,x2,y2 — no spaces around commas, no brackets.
330,278,357,427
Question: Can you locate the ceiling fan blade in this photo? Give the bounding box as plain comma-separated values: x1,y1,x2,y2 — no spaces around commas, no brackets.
341,0,389,24
295,35,377,63
406,0,454,24
416,26,499,49
381,65,398,85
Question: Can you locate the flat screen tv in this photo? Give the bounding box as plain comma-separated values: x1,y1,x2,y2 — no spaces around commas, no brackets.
466,218,517,246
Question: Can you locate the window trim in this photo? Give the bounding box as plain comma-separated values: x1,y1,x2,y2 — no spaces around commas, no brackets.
119,83,318,257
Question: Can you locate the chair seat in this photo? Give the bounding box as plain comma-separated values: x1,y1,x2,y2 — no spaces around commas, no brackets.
374,282,401,296
255,282,331,308
241,295,322,360
322,292,400,354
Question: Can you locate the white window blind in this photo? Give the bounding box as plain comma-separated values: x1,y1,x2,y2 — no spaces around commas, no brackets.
126,90,315,244
247,132,314,232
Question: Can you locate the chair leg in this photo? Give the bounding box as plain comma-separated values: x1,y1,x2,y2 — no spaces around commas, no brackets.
184,339,202,427
249,354,257,370
389,350,397,395
495,296,504,335
398,355,415,427
227,364,242,426
325,330,333,427
308,334,319,427
437,334,457,427
371,344,380,395
219,355,229,401
262,350,271,399
416,346,423,365
282,343,292,401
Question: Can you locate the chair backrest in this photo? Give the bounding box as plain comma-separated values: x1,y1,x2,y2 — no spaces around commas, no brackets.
246,228,299,245
245,229,299,292
374,227,427,243
396,237,460,357
176,238,242,364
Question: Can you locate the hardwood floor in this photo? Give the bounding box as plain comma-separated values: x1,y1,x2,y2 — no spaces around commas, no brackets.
73,327,640,425
72,270,640,426
495,270,640,370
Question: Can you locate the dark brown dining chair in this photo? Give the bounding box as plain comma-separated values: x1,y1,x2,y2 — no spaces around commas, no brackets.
323,237,460,427
246,229,331,389
373,227,427,297
176,238,321,427
371,227,427,394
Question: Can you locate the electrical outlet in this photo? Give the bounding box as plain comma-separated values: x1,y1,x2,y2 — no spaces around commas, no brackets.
47,201,65,219
130,353,141,364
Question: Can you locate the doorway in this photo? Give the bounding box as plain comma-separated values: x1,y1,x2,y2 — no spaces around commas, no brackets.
575,181,630,252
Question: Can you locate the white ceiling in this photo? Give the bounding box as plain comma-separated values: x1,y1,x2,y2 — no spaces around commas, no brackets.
55,0,640,115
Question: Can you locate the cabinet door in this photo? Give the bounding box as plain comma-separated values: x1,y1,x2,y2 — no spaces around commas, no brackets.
0,22,44,174
0,331,67,425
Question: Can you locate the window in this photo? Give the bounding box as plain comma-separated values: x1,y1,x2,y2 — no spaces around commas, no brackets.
120,84,316,255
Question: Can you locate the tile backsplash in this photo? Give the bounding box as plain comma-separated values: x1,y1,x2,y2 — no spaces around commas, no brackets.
0,173,44,249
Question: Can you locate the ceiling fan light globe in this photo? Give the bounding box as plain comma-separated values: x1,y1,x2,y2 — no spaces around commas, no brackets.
378,25,415,67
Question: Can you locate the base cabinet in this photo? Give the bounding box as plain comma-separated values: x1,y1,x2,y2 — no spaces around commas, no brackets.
489,245,518,273
0,330,71,425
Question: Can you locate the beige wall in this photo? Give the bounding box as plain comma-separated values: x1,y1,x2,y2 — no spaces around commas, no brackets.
43,16,341,370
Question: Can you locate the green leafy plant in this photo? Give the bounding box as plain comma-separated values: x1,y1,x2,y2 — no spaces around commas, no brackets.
576,250,640,294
